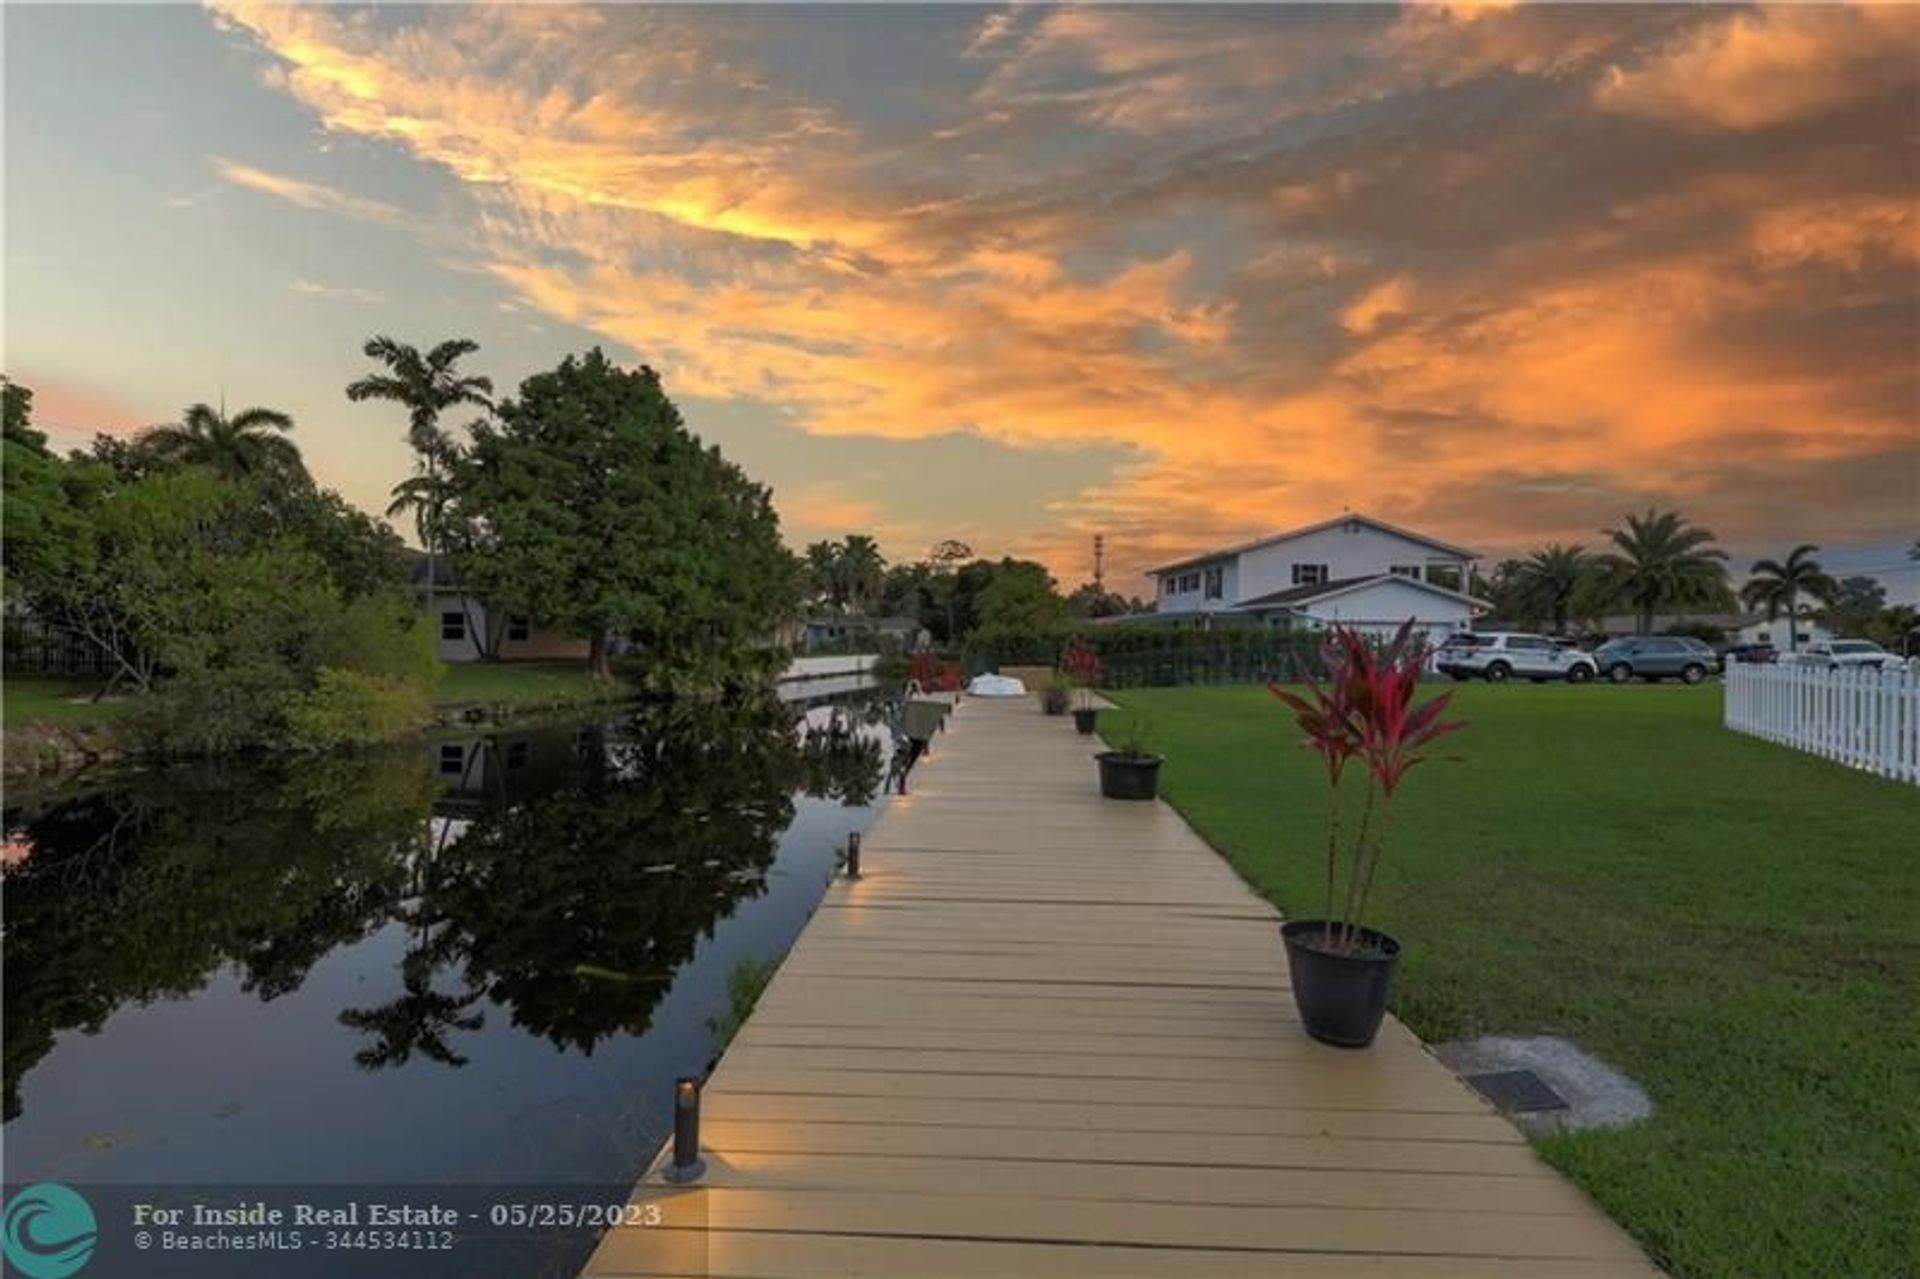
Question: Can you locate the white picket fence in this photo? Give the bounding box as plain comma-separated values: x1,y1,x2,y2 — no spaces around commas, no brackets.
1724,662,1920,785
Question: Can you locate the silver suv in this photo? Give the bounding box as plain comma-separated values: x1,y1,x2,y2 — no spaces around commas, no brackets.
1437,632,1596,683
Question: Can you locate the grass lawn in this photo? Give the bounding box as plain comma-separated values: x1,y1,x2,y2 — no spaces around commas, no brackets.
1106,683,1919,1279
1,676,136,729
432,660,632,709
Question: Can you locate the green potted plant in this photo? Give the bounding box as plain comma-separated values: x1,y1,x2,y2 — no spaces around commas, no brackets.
1040,672,1073,716
1063,637,1103,734
1269,622,1465,1048
1096,713,1161,800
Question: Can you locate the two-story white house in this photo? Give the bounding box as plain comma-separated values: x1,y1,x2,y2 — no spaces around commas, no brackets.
1146,513,1490,639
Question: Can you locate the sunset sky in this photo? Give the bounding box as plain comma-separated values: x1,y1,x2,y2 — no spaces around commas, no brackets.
6,3,1917,597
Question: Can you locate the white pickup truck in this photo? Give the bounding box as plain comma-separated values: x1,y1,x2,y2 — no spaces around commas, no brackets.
1793,640,1905,672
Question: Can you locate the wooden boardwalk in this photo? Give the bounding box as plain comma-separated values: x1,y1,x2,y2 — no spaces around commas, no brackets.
584,695,1657,1277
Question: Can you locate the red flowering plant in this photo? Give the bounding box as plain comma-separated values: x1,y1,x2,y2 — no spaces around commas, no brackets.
1269,622,1465,955
1061,637,1104,710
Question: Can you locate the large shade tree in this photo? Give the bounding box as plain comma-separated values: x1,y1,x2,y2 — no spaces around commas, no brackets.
1740,544,1836,652
1592,509,1731,634
452,349,800,680
137,402,306,488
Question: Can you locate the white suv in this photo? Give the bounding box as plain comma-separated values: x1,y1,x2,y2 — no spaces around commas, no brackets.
1437,632,1597,684
1795,640,1905,672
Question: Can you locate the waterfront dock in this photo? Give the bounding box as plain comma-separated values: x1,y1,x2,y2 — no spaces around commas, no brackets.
583,694,1656,1277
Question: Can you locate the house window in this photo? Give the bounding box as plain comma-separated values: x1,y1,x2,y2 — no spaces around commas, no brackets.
507,614,531,642
1389,564,1420,579
1291,563,1328,586
1203,566,1224,600
438,744,465,775
440,611,466,642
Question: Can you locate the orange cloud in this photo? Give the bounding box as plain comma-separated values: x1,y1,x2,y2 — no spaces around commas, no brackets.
1596,4,1920,130
207,2,1920,586
1341,277,1414,336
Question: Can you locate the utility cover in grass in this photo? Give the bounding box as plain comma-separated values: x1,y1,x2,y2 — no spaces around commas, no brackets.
1435,1035,1651,1136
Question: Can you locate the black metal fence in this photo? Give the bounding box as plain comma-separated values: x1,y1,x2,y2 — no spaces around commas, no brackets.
3,622,114,677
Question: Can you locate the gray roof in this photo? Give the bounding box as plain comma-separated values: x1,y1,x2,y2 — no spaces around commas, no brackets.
1236,572,1491,613
1235,575,1378,609
1147,513,1481,577
403,549,467,593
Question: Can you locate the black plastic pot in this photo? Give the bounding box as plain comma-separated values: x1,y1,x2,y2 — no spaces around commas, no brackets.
1096,751,1161,800
1072,708,1099,735
1280,919,1401,1048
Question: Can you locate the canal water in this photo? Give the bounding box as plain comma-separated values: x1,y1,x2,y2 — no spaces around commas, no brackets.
1,683,893,1275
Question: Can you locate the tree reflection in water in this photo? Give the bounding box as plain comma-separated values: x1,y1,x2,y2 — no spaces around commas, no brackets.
2,691,886,1116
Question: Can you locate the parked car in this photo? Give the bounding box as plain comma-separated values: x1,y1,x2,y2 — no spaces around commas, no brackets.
1593,635,1719,684
1720,641,1778,665
1437,632,1597,683
1795,639,1905,672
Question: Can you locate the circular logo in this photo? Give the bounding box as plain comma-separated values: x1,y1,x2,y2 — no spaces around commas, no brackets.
3,1183,97,1278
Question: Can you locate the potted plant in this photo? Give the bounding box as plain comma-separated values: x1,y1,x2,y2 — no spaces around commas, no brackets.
1040,672,1073,716
1063,637,1103,734
1096,714,1161,800
1269,623,1465,1048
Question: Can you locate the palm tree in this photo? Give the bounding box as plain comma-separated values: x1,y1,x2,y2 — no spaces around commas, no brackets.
1592,509,1731,634
139,402,306,485
346,337,493,609
384,473,458,565
839,535,886,615
1740,544,1835,653
804,541,842,612
1507,543,1591,634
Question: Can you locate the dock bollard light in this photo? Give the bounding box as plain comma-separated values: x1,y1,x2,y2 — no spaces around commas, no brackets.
845,830,862,880
666,1076,706,1184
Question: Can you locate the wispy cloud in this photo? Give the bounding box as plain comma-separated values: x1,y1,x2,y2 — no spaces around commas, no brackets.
210,156,402,224
287,277,387,305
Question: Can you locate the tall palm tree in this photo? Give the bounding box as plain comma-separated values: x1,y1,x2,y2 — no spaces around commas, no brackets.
1740,544,1835,653
1593,509,1731,635
1508,543,1591,633
346,337,493,608
139,402,306,485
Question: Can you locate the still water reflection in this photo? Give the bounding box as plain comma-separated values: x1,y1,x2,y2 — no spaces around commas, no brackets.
3,689,889,1204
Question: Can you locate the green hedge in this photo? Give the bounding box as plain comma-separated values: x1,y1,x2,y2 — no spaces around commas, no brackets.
962,624,1325,688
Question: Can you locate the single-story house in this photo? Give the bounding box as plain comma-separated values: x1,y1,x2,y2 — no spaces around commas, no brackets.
801,615,923,652
406,551,590,663
1145,513,1491,642
1593,612,1834,648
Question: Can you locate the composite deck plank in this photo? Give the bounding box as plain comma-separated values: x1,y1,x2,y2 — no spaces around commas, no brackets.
580,695,1658,1277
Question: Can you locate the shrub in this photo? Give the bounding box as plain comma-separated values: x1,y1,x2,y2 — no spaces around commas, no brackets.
964,623,1326,687
131,661,304,756
284,667,435,751
1041,674,1072,715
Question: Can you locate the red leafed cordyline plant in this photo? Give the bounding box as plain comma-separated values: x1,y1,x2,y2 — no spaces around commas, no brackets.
1269,622,1466,955
1061,637,1104,709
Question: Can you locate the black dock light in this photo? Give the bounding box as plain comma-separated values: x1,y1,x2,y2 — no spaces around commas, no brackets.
666,1076,706,1184
844,830,862,880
